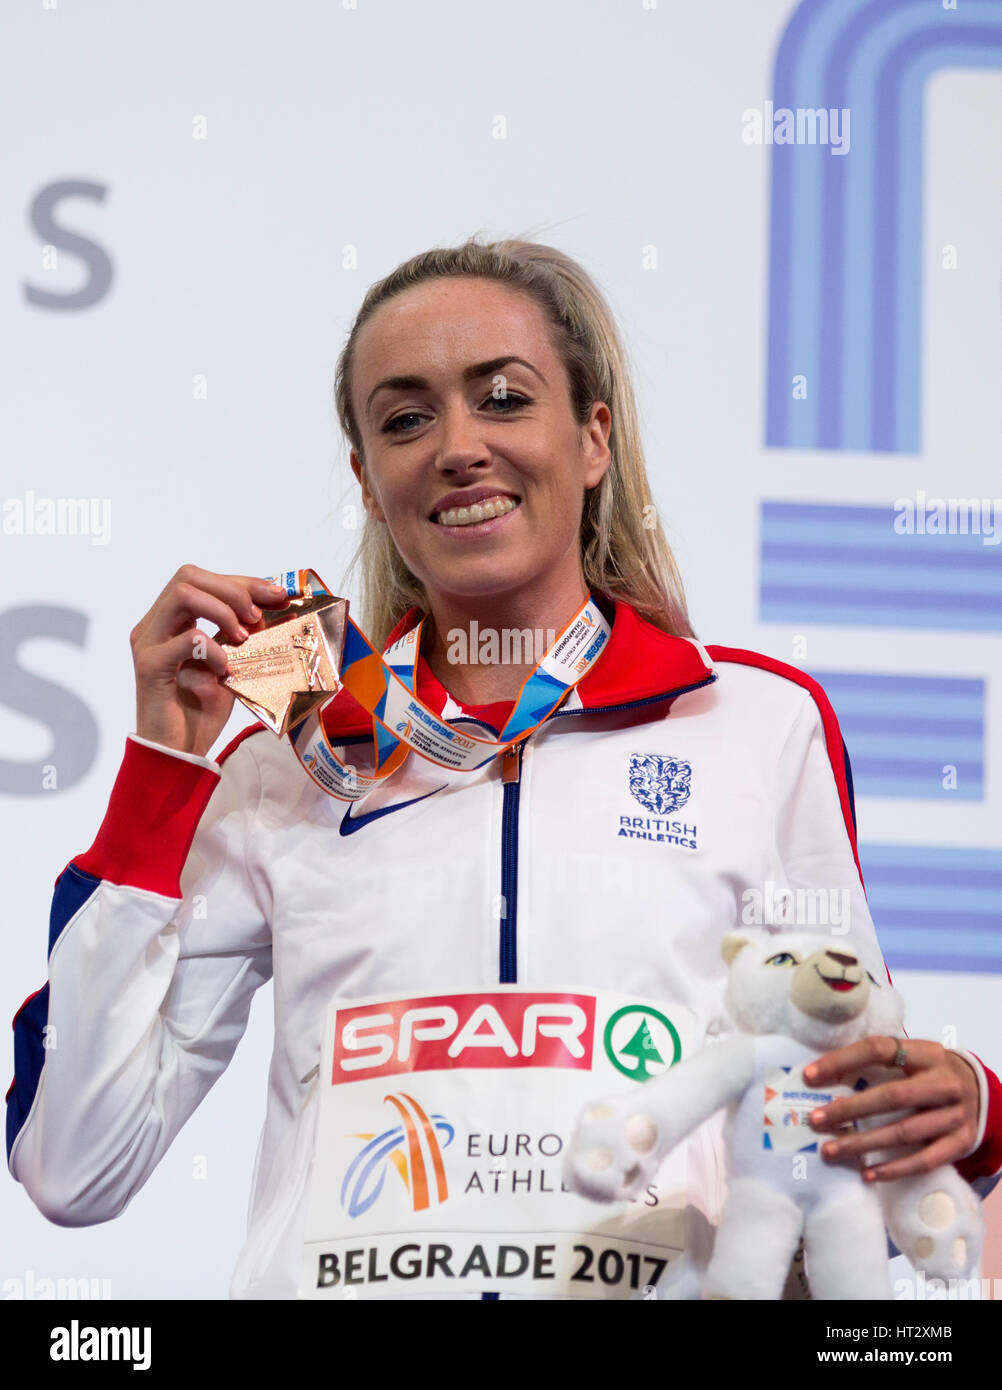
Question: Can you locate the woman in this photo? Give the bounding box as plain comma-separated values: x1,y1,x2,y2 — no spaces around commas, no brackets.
7,237,999,1300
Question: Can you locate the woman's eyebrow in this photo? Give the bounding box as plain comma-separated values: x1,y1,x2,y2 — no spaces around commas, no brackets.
365,355,546,415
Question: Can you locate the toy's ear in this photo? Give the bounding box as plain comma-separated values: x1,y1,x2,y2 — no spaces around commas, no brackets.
721,933,751,967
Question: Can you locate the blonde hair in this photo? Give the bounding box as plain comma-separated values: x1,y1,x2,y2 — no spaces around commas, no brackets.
333,234,695,648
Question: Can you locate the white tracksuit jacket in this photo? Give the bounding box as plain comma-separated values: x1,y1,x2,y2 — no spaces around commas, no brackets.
7,595,1002,1299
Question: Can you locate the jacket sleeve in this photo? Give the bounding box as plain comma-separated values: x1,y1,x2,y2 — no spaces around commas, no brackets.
774,686,1002,1201
5,728,272,1226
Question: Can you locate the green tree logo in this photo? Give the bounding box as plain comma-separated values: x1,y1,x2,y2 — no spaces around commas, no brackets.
603,1006,681,1081
617,1018,665,1079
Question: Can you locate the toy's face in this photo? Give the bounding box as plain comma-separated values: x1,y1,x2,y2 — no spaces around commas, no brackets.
785,945,869,1022
721,929,902,1042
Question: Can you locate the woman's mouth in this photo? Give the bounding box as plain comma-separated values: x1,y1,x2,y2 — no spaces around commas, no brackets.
432,495,520,528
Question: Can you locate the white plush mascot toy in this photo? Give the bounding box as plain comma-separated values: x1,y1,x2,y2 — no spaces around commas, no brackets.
564,929,984,1299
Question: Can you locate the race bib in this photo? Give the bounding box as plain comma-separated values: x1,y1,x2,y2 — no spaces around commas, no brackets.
297,987,707,1300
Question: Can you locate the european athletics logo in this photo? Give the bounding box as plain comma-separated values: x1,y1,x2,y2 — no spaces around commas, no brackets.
340,1092,454,1218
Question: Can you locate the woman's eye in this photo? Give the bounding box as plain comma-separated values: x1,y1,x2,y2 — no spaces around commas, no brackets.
486,391,530,414
383,411,425,434
383,393,530,435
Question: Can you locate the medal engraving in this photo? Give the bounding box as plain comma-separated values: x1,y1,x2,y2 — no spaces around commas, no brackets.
220,588,347,735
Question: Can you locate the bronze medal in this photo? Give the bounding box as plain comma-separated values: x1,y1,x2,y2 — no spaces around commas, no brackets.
220,587,348,735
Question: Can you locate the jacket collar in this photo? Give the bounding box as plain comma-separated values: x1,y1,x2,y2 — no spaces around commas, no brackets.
321,594,715,739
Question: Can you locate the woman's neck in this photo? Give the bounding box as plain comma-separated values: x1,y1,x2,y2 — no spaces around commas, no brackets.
420,578,592,707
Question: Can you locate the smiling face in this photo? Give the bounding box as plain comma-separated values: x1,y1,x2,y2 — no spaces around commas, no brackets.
348,276,612,617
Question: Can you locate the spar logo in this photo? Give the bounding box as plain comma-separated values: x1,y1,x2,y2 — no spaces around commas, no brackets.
341,1092,454,1218
332,992,597,1084
603,1005,682,1082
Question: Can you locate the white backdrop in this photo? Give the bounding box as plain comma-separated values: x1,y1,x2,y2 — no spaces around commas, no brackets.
2,0,999,1298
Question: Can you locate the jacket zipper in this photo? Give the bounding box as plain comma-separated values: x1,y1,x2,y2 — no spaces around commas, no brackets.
499,742,523,984
484,740,523,1303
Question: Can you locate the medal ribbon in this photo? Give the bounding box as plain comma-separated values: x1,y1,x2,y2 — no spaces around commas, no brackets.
268,569,611,802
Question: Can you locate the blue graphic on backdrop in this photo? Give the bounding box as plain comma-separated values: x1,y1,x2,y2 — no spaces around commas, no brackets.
766,0,1002,453
859,845,1002,974
760,502,1002,632
811,669,984,802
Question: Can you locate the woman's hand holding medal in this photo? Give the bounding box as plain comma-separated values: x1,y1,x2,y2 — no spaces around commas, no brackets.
130,564,290,758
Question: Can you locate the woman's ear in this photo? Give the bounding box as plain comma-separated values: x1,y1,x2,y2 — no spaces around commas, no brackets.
350,450,386,523
581,402,613,490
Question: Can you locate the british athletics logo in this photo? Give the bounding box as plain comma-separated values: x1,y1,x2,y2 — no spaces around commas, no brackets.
331,992,597,1084
628,753,692,815
619,753,698,850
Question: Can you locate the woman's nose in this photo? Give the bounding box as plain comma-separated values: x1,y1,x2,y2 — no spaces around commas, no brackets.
434,403,491,473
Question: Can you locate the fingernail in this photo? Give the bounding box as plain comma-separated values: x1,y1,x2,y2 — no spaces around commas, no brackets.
810,1109,826,1125
804,1065,818,1079
235,626,249,641
248,605,261,619
823,1141,838,1157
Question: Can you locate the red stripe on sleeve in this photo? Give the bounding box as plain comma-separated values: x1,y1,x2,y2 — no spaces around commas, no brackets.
956,1054,1002,1183
72,733,255,899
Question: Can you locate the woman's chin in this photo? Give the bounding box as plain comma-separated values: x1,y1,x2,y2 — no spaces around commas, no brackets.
418,565,531,605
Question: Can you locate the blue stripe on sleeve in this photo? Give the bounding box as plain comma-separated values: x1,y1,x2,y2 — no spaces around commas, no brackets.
6,865,102,1164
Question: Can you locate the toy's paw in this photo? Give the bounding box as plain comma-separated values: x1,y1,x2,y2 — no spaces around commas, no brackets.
563,1096,665,1204
882,1166,985,1282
